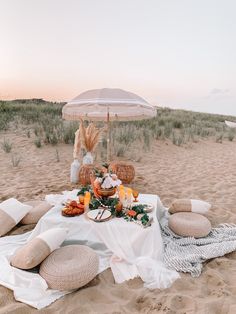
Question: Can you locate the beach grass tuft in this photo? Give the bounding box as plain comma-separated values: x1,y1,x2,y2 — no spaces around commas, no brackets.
1,138,13,153
34,137,42,148
11,154,21,167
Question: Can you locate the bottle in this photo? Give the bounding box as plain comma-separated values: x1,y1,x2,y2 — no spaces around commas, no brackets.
70,159,80,183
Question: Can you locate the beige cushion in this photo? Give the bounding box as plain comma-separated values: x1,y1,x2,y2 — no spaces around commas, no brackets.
11,228,68,269
39,245,99,291
168,212,212,238
169,199,211,214
11,237,51,269
21,201,52,225
0,198,32,237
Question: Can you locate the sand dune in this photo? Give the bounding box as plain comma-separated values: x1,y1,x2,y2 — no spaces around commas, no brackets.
0,131,236,313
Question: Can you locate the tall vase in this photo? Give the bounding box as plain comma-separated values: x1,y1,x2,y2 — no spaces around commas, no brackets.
83,152,93,165
70,159,80,184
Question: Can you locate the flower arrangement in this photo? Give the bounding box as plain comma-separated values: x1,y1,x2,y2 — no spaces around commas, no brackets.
91,163,122,198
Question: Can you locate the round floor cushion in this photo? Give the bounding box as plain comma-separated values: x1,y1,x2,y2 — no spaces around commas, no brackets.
168,212,212,238
39,245,99,291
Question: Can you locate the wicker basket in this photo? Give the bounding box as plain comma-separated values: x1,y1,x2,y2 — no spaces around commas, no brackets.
97,187,116,197
109,162,135,184
78,164,95,185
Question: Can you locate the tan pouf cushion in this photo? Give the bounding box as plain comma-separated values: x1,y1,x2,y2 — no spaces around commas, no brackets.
39,245,99,291
11,228,68,269
169,199,211,215
21,201,52,224
168,212,212,238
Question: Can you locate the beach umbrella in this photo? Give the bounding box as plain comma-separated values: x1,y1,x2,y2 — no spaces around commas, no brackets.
62,88,156,161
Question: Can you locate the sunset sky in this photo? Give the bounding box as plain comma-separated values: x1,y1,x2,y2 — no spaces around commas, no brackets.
0,0,236,115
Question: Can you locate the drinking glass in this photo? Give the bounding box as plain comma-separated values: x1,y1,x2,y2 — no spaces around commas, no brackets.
132,189,139,202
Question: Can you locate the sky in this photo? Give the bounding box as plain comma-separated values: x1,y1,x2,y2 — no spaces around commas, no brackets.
0,0,236,115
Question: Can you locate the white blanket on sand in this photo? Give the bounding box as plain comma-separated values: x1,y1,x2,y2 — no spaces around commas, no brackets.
1,191,235,310
0,191,179,309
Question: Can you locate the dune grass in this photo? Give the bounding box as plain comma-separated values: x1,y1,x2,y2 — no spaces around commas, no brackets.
1,99,236,161
1,137,13,153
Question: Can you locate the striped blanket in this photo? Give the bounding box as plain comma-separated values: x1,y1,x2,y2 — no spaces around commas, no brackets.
160,218,236,277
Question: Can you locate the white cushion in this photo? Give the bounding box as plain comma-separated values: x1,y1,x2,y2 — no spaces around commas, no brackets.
169,199,211,214
0,198,32,236
37,228,68,252
191,199,211,214
0,198,32,223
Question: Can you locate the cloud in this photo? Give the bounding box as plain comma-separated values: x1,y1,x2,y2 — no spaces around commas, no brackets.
210,88,230,95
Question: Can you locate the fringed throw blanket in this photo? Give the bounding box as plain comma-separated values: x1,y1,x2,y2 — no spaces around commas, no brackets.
161,219,236,277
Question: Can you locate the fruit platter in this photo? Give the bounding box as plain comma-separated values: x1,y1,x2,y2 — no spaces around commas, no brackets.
62,200,85,217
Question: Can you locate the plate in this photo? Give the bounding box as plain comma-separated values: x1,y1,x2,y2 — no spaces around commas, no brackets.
86,208,111,222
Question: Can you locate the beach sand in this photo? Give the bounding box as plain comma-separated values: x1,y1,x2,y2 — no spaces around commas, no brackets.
0,131,236,313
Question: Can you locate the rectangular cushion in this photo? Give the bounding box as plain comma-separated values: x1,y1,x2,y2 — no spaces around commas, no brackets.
0,198,32,236
10,227,68,269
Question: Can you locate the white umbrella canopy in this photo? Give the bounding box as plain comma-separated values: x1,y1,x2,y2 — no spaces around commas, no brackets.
62,88,156,161
62,88,156,121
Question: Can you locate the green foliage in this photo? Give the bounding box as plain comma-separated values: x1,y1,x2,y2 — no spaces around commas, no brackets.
11,154,21,167
102,162,109,169
228,129,235,141
115,144,126,157
216,133,223,143
34,137,42,148
89,198,101,210
131,204,147,214
77,186,92,195
1,138,12,153
62,122,79,144
143,129,151,150
55,149,60,162
26,130,31,138
102,138,107,149
1,99,236,156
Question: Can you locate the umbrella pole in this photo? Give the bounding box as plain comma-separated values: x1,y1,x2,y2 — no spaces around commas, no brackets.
107,108,111,162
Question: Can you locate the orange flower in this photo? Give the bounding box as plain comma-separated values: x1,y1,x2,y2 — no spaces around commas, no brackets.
127,210,137,217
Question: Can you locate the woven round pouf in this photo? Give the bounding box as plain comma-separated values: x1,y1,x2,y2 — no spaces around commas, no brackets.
109,161,135,184
168,212,211,238
78,164,95,185
39,245,99,291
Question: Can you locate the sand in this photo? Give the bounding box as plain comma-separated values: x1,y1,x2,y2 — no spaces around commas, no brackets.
0,130,236,313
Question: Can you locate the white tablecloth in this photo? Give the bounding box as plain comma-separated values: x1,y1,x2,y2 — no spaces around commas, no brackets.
0,190,179,309
31,190,179,288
